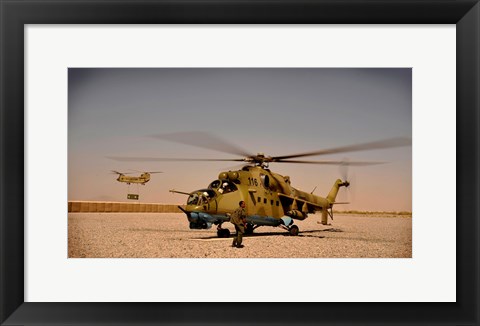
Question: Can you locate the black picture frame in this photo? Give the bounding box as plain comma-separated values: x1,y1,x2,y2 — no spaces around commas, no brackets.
1,1,478,325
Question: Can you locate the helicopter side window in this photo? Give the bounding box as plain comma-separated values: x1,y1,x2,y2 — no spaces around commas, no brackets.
199,195,209,205
208,180,221,190
260,174,270,188
187,193,199,205
218,180,237,194
201,190,215,201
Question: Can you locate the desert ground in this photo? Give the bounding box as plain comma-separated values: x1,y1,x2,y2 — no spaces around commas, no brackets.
68,212,412,258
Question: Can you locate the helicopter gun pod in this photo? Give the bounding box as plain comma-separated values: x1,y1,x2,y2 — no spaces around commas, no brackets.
172,165,351,237
111,131,411,237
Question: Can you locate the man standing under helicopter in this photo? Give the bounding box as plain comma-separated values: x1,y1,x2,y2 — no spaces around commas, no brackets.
230,200,247,248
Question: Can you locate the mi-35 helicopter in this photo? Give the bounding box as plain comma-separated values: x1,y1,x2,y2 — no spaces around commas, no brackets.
110,132,410,237
111,170,162,185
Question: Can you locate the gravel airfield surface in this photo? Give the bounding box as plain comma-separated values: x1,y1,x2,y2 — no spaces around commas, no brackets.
68,213,411,258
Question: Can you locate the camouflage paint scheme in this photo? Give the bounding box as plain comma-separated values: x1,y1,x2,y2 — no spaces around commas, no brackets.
175,165,348,236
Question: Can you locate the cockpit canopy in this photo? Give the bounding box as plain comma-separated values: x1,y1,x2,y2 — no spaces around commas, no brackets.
187,179,239,206
208,179,238,194
186,189,216,206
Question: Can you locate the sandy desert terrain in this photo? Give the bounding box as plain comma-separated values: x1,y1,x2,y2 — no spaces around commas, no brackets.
68,212,411,258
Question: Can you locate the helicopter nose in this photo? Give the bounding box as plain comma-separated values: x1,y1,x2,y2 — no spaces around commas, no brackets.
185,204,207,214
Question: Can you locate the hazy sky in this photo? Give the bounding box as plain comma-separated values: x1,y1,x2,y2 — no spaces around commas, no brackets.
68,68,411,211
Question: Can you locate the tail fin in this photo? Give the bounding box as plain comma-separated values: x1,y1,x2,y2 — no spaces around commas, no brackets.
326,179,350,203
321,179,350,225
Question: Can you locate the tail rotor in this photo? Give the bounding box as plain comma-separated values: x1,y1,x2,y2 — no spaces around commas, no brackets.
339,160,356,204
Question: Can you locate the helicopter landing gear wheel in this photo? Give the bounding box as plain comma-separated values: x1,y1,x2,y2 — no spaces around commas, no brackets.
245,223,254,235
217,228,230,238
289,225,299,236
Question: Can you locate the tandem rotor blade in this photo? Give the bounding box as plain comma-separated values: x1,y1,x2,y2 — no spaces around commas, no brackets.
110,170,136,175
150,131,253,157
273,137,411,161
128,169,163,174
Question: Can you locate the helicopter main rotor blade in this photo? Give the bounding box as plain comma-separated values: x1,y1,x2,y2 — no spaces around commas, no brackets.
108,156,245,162
274,160,386,166
220,163,255,171
150,131,253,158
273,137,411,161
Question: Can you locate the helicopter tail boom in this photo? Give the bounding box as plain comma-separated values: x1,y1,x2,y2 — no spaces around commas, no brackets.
326,179,350,203
318,179,350,225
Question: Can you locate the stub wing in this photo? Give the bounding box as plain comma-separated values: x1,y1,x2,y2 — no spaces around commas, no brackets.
277,193,323,211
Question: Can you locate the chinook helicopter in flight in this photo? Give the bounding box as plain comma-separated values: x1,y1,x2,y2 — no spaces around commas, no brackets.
110,132,410,237
111,170,162,185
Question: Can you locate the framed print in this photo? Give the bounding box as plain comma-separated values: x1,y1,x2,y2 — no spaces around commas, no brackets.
1,0,479,325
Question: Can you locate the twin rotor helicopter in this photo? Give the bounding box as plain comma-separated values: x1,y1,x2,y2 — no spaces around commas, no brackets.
111,170,162,185
110,132,410,237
